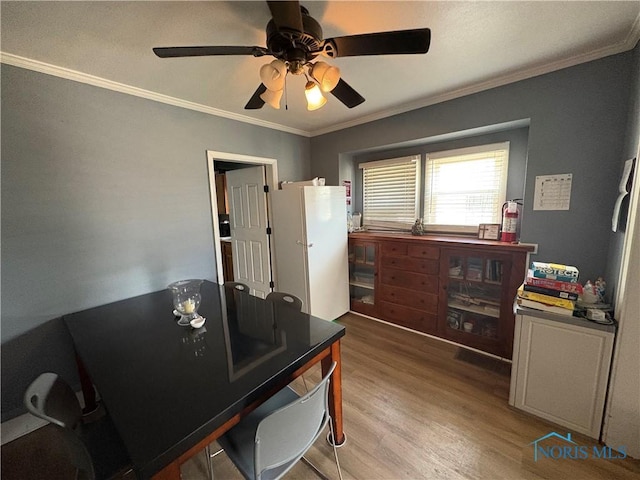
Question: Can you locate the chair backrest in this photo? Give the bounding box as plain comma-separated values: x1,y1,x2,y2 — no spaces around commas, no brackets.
24,373,96,478
265,292,303,312
24,372,82,429
226,282,250,293
254,362,336,479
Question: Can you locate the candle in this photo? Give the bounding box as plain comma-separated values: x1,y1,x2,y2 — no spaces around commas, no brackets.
181,299,195,313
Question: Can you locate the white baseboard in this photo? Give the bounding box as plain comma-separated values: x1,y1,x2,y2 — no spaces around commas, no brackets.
1,413,47,445
2,390,92,445
348,310,513,363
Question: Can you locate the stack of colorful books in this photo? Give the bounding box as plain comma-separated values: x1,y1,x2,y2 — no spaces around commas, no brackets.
516,262,583,316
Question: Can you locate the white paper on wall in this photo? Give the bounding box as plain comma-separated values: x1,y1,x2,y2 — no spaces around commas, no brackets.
533,173,572,211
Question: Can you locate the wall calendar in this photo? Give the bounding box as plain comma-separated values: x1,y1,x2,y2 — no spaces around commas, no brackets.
533,173,573,211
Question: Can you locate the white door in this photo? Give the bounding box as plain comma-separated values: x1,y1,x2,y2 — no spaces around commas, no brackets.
227,166,272,298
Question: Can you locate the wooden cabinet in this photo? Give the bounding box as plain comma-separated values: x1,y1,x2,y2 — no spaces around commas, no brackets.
215,173,229,214
348,232,535,359
377,239,439,335
439,249,514,357
221,241,234,281
348,239,377,317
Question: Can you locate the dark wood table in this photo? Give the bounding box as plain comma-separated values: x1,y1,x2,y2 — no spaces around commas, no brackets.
64,281,346,479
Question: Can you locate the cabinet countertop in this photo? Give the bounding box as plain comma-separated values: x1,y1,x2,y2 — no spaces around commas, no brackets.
515,305,616,333
349,231,536,253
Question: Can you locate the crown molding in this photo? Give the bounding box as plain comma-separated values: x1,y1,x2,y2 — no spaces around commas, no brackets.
0,52,311,138
3,11,639,141
310,23,640,137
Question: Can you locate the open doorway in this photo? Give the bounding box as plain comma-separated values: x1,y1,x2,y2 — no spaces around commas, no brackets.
206,151,279,297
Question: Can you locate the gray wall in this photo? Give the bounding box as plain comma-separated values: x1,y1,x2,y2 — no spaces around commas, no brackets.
1,65,310,420
310,49,636,286
606,43,640,302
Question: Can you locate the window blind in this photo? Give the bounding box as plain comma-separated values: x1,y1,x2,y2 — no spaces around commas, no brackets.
424,143,509,231
360,155,420,227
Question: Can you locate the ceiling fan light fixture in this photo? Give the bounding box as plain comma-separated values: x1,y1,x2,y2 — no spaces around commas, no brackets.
259,88,283,109
259,59,287,91
310,61,341,92
305,81,326,111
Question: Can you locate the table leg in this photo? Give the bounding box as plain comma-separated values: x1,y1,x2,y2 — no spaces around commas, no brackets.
75,352,98,415
322,340,345,446
151,462,181,480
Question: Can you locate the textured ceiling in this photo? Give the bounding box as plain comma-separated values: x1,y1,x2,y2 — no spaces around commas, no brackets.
2,1,639,136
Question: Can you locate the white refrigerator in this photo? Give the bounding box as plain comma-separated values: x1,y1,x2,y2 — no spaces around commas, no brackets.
270,186,349,321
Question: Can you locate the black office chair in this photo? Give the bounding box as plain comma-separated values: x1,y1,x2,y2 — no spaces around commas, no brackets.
265,291,303,311
24,373,131,480
217,362,343,480
265,291,312,392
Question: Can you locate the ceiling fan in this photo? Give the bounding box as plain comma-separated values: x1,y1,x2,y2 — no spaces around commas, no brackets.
153,1,431,111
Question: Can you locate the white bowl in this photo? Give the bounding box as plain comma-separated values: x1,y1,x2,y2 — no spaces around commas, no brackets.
190,316,206,329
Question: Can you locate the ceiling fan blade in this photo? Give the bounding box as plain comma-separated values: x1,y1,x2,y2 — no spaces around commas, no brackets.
244,84,268,110
153,46,269,58
331,78,365,109
323,28,431,58
267,0,303,32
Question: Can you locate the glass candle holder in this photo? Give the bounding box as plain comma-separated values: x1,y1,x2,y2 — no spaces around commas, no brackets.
168,279,203,326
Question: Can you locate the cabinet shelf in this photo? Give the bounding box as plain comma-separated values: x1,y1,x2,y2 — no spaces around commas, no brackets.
349,239,378,315
350,260,375,266
448,301,500,318
349,281,375,290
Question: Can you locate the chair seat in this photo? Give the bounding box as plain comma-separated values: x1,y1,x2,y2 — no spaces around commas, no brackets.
218,387,299,480
79,414,131,480
24,372,131,480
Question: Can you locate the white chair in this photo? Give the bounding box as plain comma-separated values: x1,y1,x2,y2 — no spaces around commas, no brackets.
216,362,343,480
24,372,131,480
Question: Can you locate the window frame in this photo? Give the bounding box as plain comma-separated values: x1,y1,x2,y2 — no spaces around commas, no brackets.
423,142,510,234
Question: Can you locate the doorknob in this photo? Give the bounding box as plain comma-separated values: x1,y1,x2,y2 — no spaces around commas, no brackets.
296,240,314,248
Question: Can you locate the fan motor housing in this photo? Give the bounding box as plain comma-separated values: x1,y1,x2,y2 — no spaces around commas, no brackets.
265,6,323,61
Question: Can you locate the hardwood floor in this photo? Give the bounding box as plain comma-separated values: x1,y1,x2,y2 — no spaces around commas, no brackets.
3,313,639,479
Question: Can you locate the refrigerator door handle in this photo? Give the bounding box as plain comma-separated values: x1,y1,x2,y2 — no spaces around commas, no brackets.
296,240,314,248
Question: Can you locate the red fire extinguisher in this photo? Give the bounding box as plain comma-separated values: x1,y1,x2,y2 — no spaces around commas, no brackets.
501,200,521,243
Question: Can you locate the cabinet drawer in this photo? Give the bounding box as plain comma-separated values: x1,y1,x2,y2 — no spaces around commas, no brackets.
379,286,438,313
408,244,440,260
381,242,408,256
381,256,439,274
381,268,438,292
379,301,437,333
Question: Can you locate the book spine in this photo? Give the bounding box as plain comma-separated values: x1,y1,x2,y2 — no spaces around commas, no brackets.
531,270,579,283
516,298,575,316
526,271,584,293
518,288,575,309
522,284,579,301
530,262,579,282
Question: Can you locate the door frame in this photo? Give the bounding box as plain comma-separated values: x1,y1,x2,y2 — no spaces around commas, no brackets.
206,150,279,285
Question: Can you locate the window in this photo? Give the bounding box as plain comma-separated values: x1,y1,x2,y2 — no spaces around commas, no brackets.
360,155,420,228
424,143,509,233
